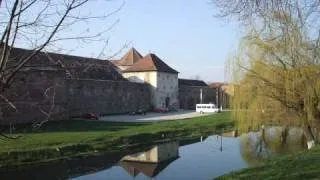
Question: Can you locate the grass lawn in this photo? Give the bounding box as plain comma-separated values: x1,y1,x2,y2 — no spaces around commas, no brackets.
217,146,320,180
0,112,233,167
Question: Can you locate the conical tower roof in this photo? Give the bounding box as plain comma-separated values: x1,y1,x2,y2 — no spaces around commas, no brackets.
115,48,143,66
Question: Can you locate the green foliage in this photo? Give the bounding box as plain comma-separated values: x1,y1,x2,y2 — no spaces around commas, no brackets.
227,14,320,133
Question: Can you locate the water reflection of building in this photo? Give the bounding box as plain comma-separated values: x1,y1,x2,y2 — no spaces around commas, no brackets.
120,141,179,178
121,141,179,163
119,157,178,178
179,136,208,146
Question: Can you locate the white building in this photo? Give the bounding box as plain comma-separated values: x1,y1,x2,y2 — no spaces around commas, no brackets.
112,48,179,109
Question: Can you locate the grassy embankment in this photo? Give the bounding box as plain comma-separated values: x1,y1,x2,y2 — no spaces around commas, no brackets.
217,146,320,179
0,112,233,167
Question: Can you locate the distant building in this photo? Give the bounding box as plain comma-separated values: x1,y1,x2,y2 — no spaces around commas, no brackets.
209,82,233,109
178,79,214,109
111,48,223,110
112,48,179,109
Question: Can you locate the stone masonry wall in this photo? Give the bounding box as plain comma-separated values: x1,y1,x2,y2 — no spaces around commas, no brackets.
66,79,151,116
0,71,151,125
179,86,214,110
0,69,68,125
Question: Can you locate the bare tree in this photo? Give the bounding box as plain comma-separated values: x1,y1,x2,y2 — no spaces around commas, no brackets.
0,0,124,137
213,1,320,24
213,0,320,43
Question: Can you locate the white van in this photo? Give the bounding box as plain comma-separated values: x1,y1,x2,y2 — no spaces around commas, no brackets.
196,104,219,113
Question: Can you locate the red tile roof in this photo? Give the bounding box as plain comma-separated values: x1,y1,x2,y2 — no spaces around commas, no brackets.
113,48,142,66
123,53,178,73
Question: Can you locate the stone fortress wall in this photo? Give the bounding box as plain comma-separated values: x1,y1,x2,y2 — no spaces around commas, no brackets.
66,79,150,116
0,48,151,125
0,70,151,125
0,47,218,125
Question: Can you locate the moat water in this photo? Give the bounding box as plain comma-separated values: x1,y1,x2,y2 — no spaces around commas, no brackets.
0,127,307,180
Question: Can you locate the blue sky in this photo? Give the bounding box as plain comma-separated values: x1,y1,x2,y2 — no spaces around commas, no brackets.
58,0,243,82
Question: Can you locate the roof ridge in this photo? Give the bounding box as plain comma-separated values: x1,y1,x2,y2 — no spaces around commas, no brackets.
148,53,158,70
123,53,178,73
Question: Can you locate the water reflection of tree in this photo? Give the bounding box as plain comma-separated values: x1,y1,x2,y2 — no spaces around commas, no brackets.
240,127,306,166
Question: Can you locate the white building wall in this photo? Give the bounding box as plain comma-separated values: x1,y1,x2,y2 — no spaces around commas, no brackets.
122,72,157,86
122,71,157,107
154,72,179,109
122,71,178,109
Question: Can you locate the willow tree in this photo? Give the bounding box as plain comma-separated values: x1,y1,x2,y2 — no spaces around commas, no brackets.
213,0,320,146
228,14,320,146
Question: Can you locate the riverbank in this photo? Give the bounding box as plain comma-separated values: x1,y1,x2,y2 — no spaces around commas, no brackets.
217,146,320,179
0,112,233,167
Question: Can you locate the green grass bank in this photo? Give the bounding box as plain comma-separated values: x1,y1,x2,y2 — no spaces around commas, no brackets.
217,146,320,179
0,112,233,167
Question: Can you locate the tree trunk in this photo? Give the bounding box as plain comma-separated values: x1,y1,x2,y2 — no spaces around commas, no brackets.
281,126,289,145
304,125,315,149
299,110,317,149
